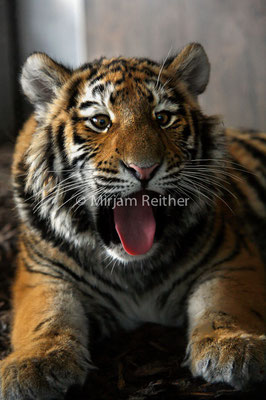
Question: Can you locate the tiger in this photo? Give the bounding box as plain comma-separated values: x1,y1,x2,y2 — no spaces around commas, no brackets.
0,42,265,399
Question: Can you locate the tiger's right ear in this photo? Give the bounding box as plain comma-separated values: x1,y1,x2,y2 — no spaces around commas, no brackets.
165,43,210,97
20,52,71,118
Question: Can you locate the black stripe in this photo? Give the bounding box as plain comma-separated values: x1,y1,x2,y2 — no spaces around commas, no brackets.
45,125,55,172
166,88,185,104
226,178,266,256
86,152,98,161
96,183,124,191
91,270,126,293
23,238,123,313
142,68,156,78
27,238,125,305
92,84,105,96
136,85,149,98
89,72,107,87
110,91,116,104
88,285,123,314
23,256,63,280
23,256,96,304
158,218,225,309
110,88,131,103
146,89,154,103
105,59,127,68
99,168,118,174
200,128,215,160
56,122,68,165
137,58,159,67
78,62,92,72
200,265,256,287
250,309,264,321
79,101,99,110
160,171,180,181
96,176,122,183
24,238,83,283
252,135,266,144
190,110,200,134
73,130,88,145
232,159,266,205
188,110,200,159
67,78,82,110
133,77,142,84
144,78,157,86
181,124,191,142
232,137,266,167
114,78,124,85
192,267,255,290
87,67,98,80
33,317,54,333
109,66,123,73
71,152,90,168
59,189,91,233
24,230,123,314
204,230,242,273
71,114,89,124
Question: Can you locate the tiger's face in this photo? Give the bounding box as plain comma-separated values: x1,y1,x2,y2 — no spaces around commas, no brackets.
20,44,223,263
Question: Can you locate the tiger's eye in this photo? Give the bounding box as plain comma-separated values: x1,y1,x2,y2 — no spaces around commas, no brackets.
155,111,171,127
91,114,111,130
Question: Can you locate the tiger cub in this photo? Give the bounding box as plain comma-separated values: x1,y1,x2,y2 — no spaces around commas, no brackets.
0,43,265,399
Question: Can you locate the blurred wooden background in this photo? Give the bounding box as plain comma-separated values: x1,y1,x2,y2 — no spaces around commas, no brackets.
1,0,265,143
83,0,266,130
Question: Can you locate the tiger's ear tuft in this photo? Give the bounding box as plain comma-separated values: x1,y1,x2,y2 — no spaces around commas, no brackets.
166,43,210,96
20,52,71,118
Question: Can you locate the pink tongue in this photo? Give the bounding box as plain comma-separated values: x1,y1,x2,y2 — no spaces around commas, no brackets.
113,192,156,255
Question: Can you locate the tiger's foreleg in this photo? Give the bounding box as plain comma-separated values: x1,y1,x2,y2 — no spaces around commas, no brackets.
0,258,92,400
184,252,266,389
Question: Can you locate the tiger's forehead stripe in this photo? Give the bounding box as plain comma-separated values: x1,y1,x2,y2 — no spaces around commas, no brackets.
79,101,99,110
77,67,181,115
79,81,116,122
66,77,83,110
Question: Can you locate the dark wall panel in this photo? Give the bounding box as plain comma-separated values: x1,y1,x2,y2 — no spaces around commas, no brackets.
0,0,17,142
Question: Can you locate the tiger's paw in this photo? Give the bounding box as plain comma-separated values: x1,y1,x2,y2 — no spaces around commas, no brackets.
0,348,92,400
184,331,266,389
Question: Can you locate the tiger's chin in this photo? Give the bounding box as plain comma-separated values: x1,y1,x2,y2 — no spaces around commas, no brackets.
104,241,160,264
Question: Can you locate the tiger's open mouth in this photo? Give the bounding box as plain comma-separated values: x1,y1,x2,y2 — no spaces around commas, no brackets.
97,191,165,255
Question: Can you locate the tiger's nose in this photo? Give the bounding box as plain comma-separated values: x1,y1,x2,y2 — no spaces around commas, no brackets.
128,163,159,180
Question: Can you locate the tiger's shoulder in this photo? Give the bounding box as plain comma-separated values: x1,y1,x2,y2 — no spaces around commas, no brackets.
224,127,266,260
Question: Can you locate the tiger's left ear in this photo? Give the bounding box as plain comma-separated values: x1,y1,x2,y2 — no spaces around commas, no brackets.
166,43,210,96
20,52,72,119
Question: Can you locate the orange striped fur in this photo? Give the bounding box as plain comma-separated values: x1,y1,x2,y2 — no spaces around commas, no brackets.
0,44,265,399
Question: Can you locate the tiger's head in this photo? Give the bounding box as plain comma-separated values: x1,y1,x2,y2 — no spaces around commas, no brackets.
19,43,224,263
